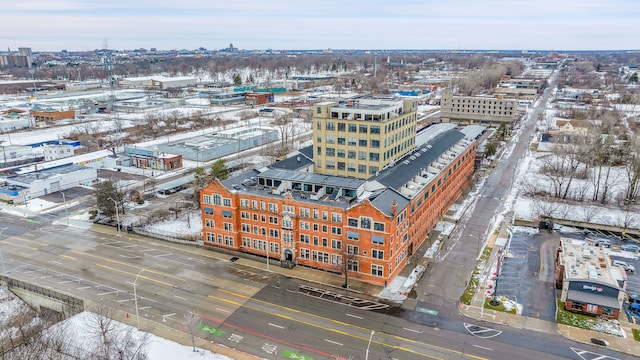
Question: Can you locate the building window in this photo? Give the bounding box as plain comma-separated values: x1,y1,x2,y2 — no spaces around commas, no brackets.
223,198,232,207
359,139,368,147
337,149,345,158
300,221,309,230
372,249,384,259
223,223,233,231
331,254,342,265
300,208,310,218
348,150,356,159
331,213,342,223
269,229,280,238
348,260,359,272
326,122,335,131
206,232,215,242
374,222,385,232
205,219,215,228
369,152,379,161
338,137,345,145
358,151,367,160
348,137,356,146
360,217,371,229
282,218,293,229
348,124,357,133
347,231,360,240
331,239,342,250
370,125,380,134
331,226,342,235
241,223,250,232
358,165,367,174
224,236,234,247
240,199,249,208
242,236,251,247
300,248,310,259
322,225,328,233
338,123,346,131
300,234,310,243
347,244,359,255
268,203,278,212
213,194,222,205
270,242,279,254
372,236,385,245
203,195,212,204
203,207,213,215
222,210,232,218
371,264,384,277
348,218,358,227
371,140,380,148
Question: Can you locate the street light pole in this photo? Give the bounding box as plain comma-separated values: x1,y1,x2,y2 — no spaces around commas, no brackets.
133,269,145,330
108,197,121,237
59,191,69,226
365,330,375,360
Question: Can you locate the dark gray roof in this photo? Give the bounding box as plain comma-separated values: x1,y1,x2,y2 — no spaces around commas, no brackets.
369,188,410,217
221,169,261,189
269,154,313,171
566,289,620,309
371,129,465,190
259,168,365,189
298,145,314,160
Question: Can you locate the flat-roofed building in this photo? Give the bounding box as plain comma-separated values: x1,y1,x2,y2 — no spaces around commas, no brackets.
313,98,418,179
440,93,518,126
555,238,627,319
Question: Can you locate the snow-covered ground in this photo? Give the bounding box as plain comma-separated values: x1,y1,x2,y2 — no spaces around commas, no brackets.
0,287,230,360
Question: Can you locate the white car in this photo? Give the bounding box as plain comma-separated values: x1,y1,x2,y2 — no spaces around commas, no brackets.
612,259,635,273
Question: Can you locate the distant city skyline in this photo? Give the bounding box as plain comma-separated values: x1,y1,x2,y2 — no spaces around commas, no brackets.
2,0,639,52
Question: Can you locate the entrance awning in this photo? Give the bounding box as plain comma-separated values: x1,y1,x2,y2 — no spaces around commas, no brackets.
567,290,620,308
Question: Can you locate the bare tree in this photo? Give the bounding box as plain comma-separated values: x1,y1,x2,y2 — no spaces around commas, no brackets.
182,312,201,352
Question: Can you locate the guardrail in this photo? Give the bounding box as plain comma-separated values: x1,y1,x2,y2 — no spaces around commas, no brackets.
0,275,84,309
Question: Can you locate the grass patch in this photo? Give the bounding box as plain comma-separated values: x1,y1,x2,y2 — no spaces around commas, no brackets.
460,247,492,305
633,329,640,342
556,301,624,337
484,298,517,314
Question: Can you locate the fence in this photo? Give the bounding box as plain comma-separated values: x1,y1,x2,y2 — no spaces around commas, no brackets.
1,275,84,310
132,226,204,246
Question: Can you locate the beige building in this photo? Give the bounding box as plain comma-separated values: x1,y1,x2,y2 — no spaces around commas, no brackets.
313,98,418,179
440,93,518,126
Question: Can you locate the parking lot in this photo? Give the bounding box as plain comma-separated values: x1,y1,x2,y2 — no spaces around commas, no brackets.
494,230,558,321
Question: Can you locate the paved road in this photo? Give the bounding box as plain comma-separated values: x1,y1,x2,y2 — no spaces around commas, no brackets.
3,220,636,359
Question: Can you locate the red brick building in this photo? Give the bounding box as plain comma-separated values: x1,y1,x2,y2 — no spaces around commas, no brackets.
200,128,476,286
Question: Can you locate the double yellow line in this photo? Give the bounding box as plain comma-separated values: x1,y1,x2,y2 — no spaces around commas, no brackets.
210,289,488,360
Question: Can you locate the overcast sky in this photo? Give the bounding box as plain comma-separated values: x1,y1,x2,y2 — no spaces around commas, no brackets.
2,0,639,52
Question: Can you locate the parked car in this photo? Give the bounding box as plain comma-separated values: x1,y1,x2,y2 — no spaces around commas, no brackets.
593,238,611,248
621,244,640,253
612,259,635,273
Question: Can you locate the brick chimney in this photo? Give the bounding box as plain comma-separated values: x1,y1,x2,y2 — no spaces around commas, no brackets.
391,200,398,216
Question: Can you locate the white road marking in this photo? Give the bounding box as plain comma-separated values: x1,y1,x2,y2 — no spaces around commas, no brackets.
216,307,231,313
173,295,187,301
403,327,422,334
50,260,63,265
345,313,363,319
98,290,120,296
139,306,151,310
155,264,169,268
324,339,344,346
77,286,91,290
268,323,285,329
472,345,493,351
